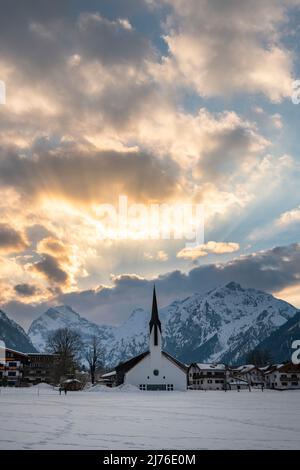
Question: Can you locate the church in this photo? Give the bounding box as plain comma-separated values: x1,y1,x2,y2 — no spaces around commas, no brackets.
103,287,187,391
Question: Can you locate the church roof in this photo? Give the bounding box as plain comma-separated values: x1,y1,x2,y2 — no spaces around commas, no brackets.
116,351,150,374
162,351,188,372
115,350,187,375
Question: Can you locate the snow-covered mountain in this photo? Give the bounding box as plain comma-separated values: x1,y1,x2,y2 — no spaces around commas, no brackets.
253,310,300,363
28,305,114,352
161,281,296,364
27,282,297,366
0,309,37,353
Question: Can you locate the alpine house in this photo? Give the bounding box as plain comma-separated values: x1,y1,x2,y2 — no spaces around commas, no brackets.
102,287,187,391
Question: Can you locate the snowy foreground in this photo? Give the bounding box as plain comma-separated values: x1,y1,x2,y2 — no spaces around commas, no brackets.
0,385,300,450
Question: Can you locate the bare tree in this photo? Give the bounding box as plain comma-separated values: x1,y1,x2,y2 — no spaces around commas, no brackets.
84,335,105,385
46,328,83,383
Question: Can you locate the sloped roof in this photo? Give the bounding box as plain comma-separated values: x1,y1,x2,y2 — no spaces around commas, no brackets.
101,370,117,378
28,352,56,356
162,351,188,372
62,379,81,383
116,351,150,374
193,363,226,371
276,362,300,373
236,364,256,373
1,347,29,357
263,363,300,374
114,350,187,375
259,365,271,371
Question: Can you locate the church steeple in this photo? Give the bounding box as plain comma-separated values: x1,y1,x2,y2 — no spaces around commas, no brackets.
149,285,161,346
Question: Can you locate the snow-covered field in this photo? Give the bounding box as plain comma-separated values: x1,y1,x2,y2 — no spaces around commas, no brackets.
0,387,300,450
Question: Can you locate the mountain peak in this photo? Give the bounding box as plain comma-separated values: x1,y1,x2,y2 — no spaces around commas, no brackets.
28,304,114,353
224,281,243,291
45,305,80,320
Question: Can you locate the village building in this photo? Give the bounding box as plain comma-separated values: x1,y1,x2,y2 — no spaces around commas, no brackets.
264,363,300,390
188,363,226,390
61,378,83,391
226,376,249,390
24,353,57,385
188,364,259,391
101,287,187,391
231,364,265,387
0,347,56,386
0,348,28,386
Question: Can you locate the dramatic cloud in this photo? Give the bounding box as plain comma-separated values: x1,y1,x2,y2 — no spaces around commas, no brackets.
177,241,240,260
0,223,27,253
160,0,298,101
130,108,269,179
37,237,69,258
0,1,300,327
14,283,38,297
76,12,153,64
0,146,179,205
31,253,69,285
277,205,300,227
144,250,168,261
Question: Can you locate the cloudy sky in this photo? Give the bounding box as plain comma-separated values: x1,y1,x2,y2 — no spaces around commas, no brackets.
1,0,300,328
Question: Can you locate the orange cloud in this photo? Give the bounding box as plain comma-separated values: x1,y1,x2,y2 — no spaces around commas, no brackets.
177,241,240,260
37,237,71,263
30,253,70,286
0,223,28,254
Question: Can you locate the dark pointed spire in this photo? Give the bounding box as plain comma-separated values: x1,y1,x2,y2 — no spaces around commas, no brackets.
149,285,161,345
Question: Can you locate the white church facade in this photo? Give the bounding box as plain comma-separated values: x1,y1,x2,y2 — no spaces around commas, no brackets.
103,287,187,391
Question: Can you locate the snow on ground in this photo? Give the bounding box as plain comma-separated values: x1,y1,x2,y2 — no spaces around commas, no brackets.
0,388,300,450
86,384,140,393
32,382,54,390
